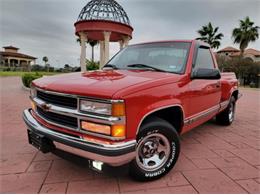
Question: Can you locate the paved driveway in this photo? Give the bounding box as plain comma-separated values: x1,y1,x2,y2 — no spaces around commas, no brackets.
0,76,260,194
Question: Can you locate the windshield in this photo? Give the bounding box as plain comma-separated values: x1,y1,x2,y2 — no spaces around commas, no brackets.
106,42,191,74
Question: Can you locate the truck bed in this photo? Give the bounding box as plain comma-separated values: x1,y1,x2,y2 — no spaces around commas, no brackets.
220,72,238,101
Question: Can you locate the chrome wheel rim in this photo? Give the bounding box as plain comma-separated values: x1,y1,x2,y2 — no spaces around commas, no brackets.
229,102,235,122
136,133,170,171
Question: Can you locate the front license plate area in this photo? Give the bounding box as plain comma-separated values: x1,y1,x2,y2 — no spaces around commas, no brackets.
28,130,55,153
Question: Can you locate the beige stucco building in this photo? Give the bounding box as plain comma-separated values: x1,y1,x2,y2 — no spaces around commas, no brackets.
0,46,37,70
217,47,260,62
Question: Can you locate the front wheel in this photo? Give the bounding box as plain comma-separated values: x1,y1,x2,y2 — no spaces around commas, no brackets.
129,117,180,181
216,96,236,126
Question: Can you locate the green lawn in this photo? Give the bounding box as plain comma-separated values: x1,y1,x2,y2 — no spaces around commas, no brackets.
0,71,59,77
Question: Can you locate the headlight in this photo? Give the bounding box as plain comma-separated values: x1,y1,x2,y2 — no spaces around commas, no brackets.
30,87,36,98
80,100,112,115
79,99,125,116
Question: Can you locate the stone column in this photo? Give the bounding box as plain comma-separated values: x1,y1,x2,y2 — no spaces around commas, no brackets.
27,60,31,71
119,40,124,50
103,31,111,67
7,58,10,68
9,59,13,67
123,36,130,47
99,40,105,69
79,32,87,72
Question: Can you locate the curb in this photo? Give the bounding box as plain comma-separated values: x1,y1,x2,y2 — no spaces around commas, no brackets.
21,84,30,91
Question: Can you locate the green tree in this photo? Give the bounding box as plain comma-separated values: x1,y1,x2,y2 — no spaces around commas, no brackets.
232,16,259,56
86,59,99,71
216,56,260,87
42,56,49,72
64,64,70,69
196,22,224,49
63,64,72,73
42,56,48,65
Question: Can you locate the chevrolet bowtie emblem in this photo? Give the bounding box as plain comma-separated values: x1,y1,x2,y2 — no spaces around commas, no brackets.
41,103,51,112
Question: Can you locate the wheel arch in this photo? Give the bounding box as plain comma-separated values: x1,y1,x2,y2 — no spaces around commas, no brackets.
136,105,185,135
231,90,239,101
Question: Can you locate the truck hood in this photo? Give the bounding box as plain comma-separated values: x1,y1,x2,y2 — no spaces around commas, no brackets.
33,70,181,99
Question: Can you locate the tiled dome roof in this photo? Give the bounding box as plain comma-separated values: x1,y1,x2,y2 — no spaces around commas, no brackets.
77,0,131,26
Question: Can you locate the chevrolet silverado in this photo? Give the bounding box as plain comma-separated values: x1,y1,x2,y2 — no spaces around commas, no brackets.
23,40,240,181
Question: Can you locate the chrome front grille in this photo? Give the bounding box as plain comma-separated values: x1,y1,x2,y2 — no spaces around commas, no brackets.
37,106,78,128
36,90,77,109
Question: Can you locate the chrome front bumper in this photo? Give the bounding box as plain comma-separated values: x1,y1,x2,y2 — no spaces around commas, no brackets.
23,109,136,166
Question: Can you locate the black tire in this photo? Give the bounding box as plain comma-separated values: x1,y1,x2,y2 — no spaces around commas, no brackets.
216,96,236,126
129,117,180,181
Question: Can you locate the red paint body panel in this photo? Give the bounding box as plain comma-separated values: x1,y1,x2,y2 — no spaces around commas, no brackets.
32,40,238,141
33,70,176,99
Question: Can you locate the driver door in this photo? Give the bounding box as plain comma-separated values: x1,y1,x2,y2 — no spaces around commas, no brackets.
187,46,221,118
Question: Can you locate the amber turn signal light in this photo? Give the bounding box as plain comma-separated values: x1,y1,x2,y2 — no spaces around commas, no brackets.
112,103,125,117
111,125,126,137
81,121,111,135
31,100,36,111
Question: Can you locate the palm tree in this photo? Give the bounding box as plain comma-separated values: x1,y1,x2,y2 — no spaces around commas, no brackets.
42,56,48,65
88,40,98,62
42,56,49,72
76,38,98,62
232,16,259,56
196,22,224,49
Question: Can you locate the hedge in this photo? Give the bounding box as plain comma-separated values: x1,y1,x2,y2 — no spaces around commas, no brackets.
21,72,43,88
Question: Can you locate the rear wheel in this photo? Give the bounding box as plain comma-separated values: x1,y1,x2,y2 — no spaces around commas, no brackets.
216,96,236,126
129,117,180,181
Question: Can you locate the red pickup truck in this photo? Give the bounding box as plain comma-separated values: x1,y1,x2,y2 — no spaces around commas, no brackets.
23,40,240,181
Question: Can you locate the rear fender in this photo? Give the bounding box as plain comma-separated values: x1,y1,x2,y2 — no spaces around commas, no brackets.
221,80,239,101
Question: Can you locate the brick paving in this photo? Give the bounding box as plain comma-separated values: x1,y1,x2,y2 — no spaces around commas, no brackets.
0,76,260,194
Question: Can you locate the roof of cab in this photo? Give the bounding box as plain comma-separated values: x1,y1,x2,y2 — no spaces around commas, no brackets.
130,40,210,48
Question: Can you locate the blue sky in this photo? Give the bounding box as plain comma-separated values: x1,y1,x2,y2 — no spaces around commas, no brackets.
0,0,259,68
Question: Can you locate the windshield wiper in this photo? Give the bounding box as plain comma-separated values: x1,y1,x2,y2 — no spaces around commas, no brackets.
103,64,119,70
127,64,166,72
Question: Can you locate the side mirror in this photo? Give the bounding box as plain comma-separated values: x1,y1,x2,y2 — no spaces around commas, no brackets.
191,68,221,80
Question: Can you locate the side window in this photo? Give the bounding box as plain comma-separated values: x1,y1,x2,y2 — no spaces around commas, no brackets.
194,48,215,69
